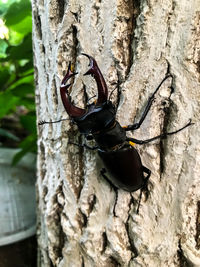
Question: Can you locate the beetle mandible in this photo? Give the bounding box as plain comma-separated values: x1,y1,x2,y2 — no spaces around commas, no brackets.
40,54,192,213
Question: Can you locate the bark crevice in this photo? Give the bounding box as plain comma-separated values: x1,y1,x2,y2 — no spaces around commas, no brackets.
195,201,200,250
177,241,192,267
159,64,174,175
33,0,199,265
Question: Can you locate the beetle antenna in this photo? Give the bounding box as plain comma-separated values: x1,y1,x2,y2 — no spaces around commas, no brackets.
38,118,70,125
109,87,118,101
87,95,97,104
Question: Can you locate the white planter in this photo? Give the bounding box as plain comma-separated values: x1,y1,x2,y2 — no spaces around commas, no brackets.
0,148,36,246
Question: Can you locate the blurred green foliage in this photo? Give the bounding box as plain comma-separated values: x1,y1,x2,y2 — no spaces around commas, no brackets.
0,0,36,164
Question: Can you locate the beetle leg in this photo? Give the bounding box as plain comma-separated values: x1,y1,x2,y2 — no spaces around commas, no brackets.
100,168,118,190
126,119,193,145
100,168,118,216
142,166,151,199
136,166,151,214
125,74,172,131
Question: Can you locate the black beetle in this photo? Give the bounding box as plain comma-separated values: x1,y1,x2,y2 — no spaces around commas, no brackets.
40,54,192,212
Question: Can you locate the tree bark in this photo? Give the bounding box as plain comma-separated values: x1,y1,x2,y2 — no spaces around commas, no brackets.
32,0,200,266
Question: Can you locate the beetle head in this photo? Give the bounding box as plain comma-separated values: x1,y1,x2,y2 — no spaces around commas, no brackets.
60,54,116,134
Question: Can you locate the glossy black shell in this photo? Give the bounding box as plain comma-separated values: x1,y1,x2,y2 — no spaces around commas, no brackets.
98,145,144,192
74,101,115,134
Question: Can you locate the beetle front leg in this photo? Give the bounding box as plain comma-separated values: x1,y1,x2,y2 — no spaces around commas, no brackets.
125,74,172,131
100,168,118,216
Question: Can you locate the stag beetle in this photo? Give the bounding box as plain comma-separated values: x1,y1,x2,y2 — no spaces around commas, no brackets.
40,54,192,212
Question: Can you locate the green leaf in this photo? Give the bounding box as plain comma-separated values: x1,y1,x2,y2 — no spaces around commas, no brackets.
20,97,35,111
0,39,8,58
19,133,37,151
12,149,26,165
20,114,36,134
4,0,31,27
9,74,34,89
0,0,16,17
9,15,32,36
0,66,10,86
12,83,34,97
6,33,32,60
8,29,24,45
0,0,36,157
19,62,33,74
12,133,37,165
0,128,20,141
0,91,19,118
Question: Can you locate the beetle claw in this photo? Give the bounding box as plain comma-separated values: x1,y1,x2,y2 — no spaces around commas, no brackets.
81,53,97,76
60,63,86,118
60,54,108,118
81,53,108,104
188,118,194,125
81,53,92,68
61,62,78,86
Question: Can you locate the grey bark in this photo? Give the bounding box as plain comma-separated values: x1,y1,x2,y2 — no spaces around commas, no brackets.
32,0,200,266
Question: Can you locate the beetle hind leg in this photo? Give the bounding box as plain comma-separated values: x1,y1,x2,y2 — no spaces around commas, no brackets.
136,166,151,214
142,166,151,197
100,168,118,216
100,168,118,191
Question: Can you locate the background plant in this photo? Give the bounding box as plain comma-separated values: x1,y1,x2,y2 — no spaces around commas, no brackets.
0,0,36,164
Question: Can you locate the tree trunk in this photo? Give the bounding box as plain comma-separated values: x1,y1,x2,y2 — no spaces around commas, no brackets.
32,0,200,266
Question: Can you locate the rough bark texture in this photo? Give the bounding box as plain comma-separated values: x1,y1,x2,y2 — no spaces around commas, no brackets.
32,0,200,266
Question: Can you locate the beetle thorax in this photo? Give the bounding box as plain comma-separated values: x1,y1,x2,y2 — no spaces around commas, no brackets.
73,101,116,134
